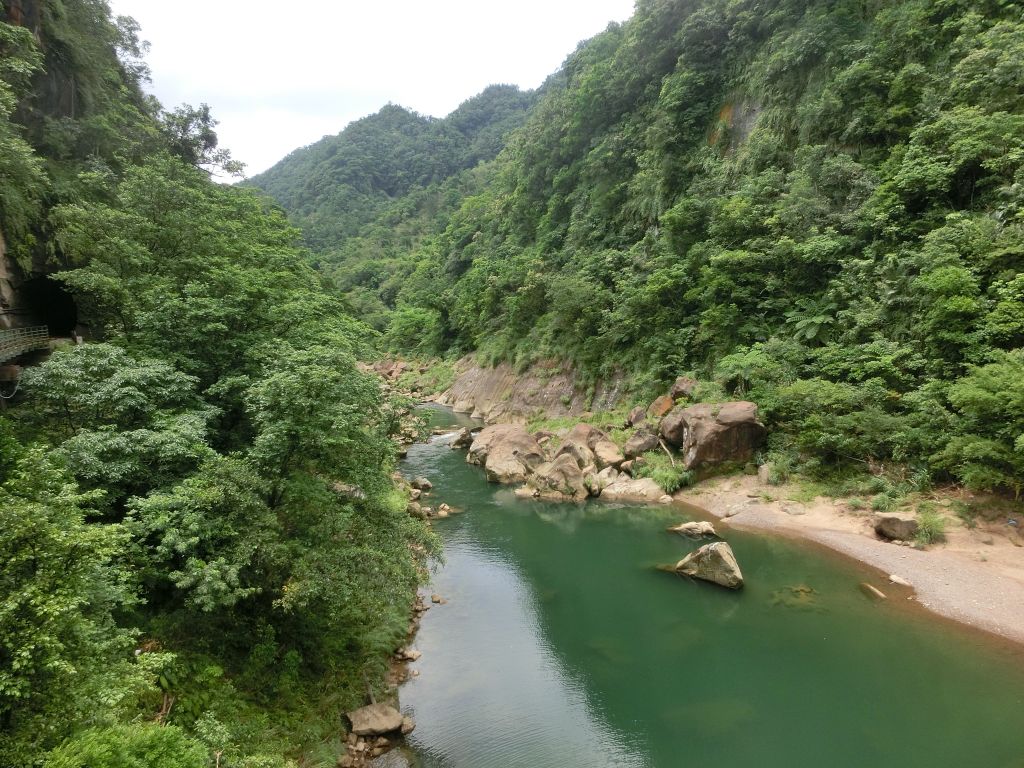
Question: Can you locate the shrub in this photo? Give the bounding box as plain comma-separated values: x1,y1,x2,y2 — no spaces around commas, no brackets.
915,504,947,546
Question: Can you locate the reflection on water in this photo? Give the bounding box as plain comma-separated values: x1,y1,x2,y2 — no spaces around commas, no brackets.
400,405,1024,768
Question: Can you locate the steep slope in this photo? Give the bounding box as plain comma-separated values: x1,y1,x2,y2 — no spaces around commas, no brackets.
267,0,1024,497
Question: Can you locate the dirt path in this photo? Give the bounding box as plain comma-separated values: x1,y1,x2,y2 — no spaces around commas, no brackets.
675,475,1024,646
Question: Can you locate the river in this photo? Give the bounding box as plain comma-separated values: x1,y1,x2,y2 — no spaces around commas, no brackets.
397,404,1024,768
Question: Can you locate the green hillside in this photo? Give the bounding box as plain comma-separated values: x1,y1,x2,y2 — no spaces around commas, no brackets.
260,0,1024,498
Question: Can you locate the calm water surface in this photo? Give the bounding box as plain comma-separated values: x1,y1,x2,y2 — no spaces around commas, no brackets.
399,405,1024,768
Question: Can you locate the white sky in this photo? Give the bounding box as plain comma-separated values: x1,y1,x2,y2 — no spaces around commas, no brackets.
107,1,637,177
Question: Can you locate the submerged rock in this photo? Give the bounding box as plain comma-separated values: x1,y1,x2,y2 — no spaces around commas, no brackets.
667,521,717,538
659,402,765,470
860,583,887,601
675,542,744,589
347,703,403,736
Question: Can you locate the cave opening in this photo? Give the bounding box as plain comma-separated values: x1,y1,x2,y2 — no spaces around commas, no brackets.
17,277,78,337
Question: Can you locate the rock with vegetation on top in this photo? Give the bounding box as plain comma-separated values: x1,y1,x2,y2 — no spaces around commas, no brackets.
347,703,404,736
600,477,664,502
623,426,659,459
675,542,744,589
648,395,675,419
874,516,919,541
667,521,717,538
659,402,765,470
669,376,699,401
529,452,589,500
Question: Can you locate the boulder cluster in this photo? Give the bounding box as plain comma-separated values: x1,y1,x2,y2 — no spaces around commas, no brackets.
450,375,766,503
622,376,766,471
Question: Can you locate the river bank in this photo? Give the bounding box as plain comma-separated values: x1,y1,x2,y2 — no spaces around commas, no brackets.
381,357,1024,647
675,474,1024,646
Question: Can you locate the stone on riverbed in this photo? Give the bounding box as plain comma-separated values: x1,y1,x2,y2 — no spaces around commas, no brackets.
667,521,717,538
675,542,744,589
347,704,404,736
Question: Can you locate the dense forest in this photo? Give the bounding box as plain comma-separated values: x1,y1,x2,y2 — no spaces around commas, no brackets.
1,1,433,766
256,0,1024,501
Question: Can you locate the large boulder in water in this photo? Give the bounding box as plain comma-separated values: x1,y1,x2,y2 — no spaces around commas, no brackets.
347,703,404,736
467,424,545,483
529,452,589,500
659,402,765,470
450,427,474,449
467,424,522,465
675,542,744,589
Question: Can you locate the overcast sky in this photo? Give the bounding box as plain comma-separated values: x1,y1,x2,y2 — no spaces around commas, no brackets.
107,1,637,177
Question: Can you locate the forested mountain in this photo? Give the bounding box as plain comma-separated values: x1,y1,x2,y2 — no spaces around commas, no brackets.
249,85,536,250
0,2,431,766
261,0,1024,499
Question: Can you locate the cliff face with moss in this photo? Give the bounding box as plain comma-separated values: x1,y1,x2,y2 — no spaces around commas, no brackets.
257,0,1024,499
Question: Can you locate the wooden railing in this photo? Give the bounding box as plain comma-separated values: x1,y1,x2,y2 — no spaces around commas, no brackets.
0,326,49,364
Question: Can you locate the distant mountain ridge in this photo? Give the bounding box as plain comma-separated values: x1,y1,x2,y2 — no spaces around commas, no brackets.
248,84,537,251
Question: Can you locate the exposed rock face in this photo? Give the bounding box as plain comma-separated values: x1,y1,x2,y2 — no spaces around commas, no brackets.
668,521,717,538
659,402,765,470
648,395,675,419
874,516,919,541
530,452,589,500
675,542,744,589
623,427,659,459
600,477,664,502
669,376,698,401
347,704,404,736
436,355,624,422
627,405,647,427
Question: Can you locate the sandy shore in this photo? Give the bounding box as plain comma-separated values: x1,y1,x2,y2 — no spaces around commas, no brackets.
674,474,1024,646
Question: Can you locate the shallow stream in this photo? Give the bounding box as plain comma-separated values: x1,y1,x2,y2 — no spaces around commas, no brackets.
399,405,1024,768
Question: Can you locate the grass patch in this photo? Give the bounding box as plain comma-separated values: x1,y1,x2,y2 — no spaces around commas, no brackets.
634,451,693,493
915,502,947,546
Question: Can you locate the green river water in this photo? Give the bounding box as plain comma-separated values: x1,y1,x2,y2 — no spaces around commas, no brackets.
398,405,1024,768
